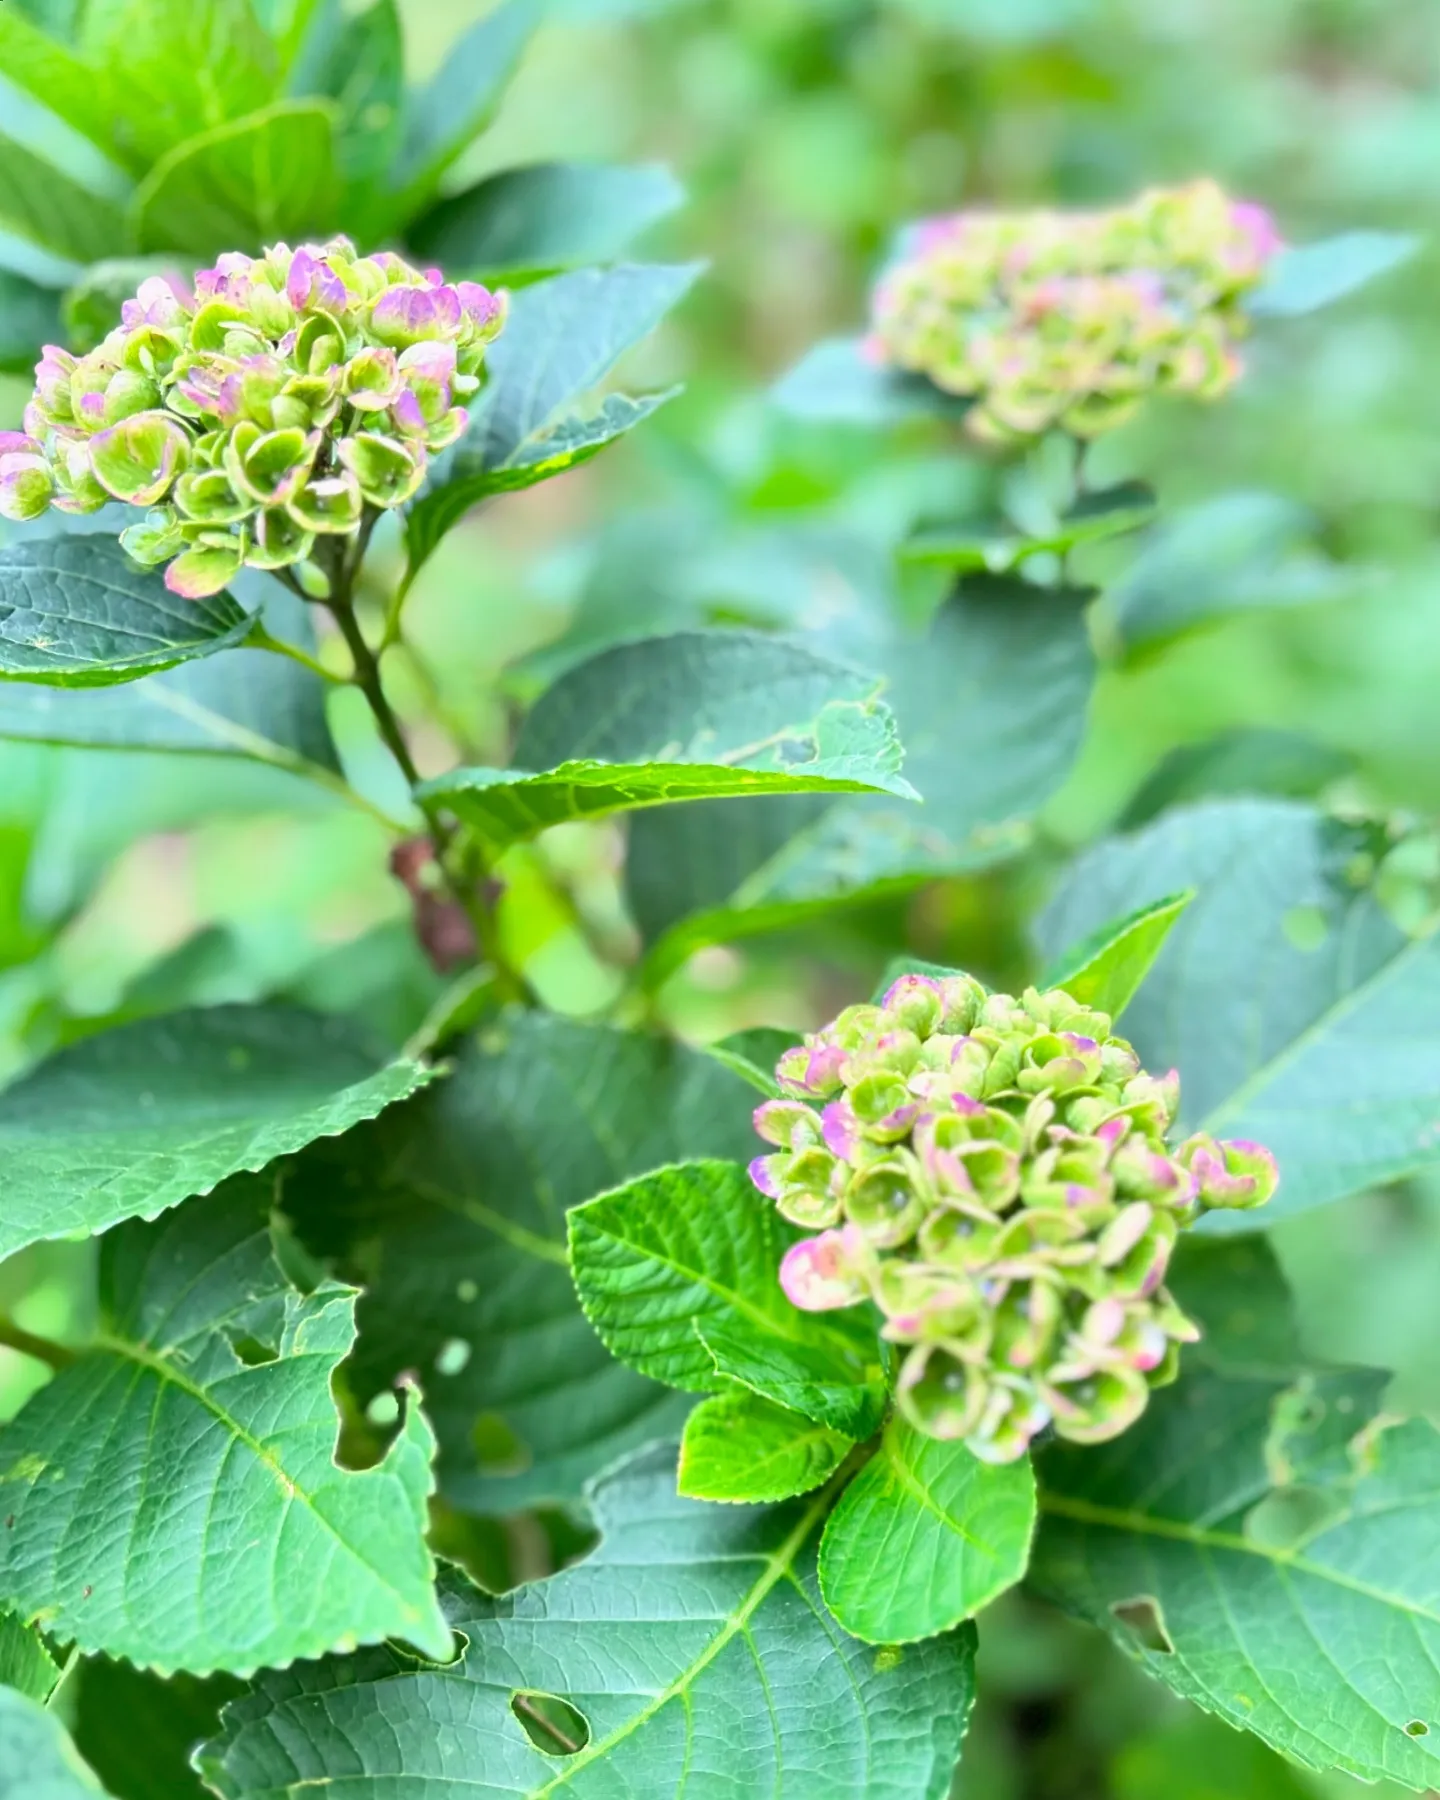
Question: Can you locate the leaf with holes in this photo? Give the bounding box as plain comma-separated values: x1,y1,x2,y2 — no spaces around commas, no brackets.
0,535,253,687
819,1421,1036,1645
419,630,916,851
1031,1236,1440,1787
196,1442,975,1799
282,1014,762,1512
0,1689,113,1799
569,1159,882,1402
1041,890,1195,1020
0,1178,450,1672
0,1003,432,1259
1037,798,1440,1227
678,1390,853,1504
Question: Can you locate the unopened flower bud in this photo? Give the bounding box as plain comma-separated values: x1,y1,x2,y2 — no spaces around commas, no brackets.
1180,1134,1280,1210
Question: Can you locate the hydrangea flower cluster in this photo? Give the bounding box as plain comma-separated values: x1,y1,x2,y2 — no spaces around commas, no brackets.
868,180,1281,444
750,972,1278,1463
0,239,507,598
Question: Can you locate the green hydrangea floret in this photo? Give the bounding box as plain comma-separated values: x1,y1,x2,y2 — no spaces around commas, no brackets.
0,238,507,599
752,971,1278,1463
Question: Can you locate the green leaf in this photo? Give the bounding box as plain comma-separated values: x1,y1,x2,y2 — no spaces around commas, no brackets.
196,1443,976,1799
0,10,118,169
389,0,538,208
569,1158,880,1398
630,577,1095,987
419,630,916,851
131,100,340,258
402,389,675,578
1117,729,1357,831
0,1690,113,1799
1031,1237,1440,1787
282,1013,763,1512
1038,799,1440,1228
0,269,63,373
0,1607,59,1702
75,1663,242,1800
0,1178,450,1672
0,133,129,266
773,335,971,426
820,1422,1035,1645
287,0,402,190
1106,492,1353,659
1112,1711,1321,1800
408,160,684,279
1247,231,1420,318
79,0,279,169
697,1315,885,1440
0,588,340,771
903,481,1157,572
0,536,252,687
0,1002,432,1259
1040,890,1195,1019
679,1390,852,1503
702,1026,802,1098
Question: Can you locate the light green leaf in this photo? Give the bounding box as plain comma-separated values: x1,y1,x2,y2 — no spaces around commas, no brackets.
408,160,684,279
0,1690,113,1799
1247,231,1420,318
0,133,129,265
0,10,118,169
679,1390,852,1503
0,1608,59,1702
1040,890,1195,1019
0,537,252,687
196,1443,976,1799
282,1013,762,1512
0,1002,432,1259
131,100,339,258
1031,1237,1440,1788
903,481,1157,572
80,0,279,169
702,1026,801,1098
569,1158,880,1398
1117,729,1356,831
287,0,402,189
389,0,538,208
819,1420,1036,1645
773,335,971,426
402,389,675,577
75,1663,241,1800
631,577,1095,987
1037,798,1440,1228
0,269,63,373
0,1178,450,1672
419,630,916,851
1106,492,1353,659
697,1316,886,1440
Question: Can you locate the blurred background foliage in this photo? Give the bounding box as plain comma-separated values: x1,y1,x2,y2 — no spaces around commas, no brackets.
3,2,1439,1792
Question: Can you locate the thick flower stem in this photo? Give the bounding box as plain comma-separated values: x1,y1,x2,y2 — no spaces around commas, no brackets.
0,1314,75,1372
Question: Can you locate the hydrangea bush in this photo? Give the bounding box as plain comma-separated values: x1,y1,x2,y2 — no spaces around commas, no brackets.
0,111,1429,1800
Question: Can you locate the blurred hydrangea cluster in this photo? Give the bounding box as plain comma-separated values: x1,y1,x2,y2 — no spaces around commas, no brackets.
869,180,1281,444
750,972,1277,1463
0,238,506,598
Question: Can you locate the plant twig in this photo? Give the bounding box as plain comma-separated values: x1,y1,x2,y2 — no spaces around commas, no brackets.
247,621,347,686
0,1314,75,1372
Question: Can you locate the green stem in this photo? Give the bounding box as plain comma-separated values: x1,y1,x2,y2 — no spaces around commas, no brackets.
0,1314,74,1372
247,621,347,686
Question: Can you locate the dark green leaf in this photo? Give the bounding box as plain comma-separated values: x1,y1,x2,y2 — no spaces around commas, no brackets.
408,160,684,279
1038,799,1440,1227
1040,890,1194,1019
1247,231,1420,318
0,1002,432,1258
196,1443,976,1799
390,0,538,207
570,1158,881,1398
131,101,340,258
1106,493,1353,658
420,630,916,851
0,134,129,266
287,0,402,189
679,1390,853,1503
702,1026,802,1098
76,1663,242,1800
283,1014,762,1512
819,1421,1036,1644
0,1690,112,1799
0,1608,59,1702
0,1179,450,1671
0,270,63,373
1117,730,1357,830
0,536,252,687
1032,1237,1440,1787
903,481,1157,571
773,335,970,425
